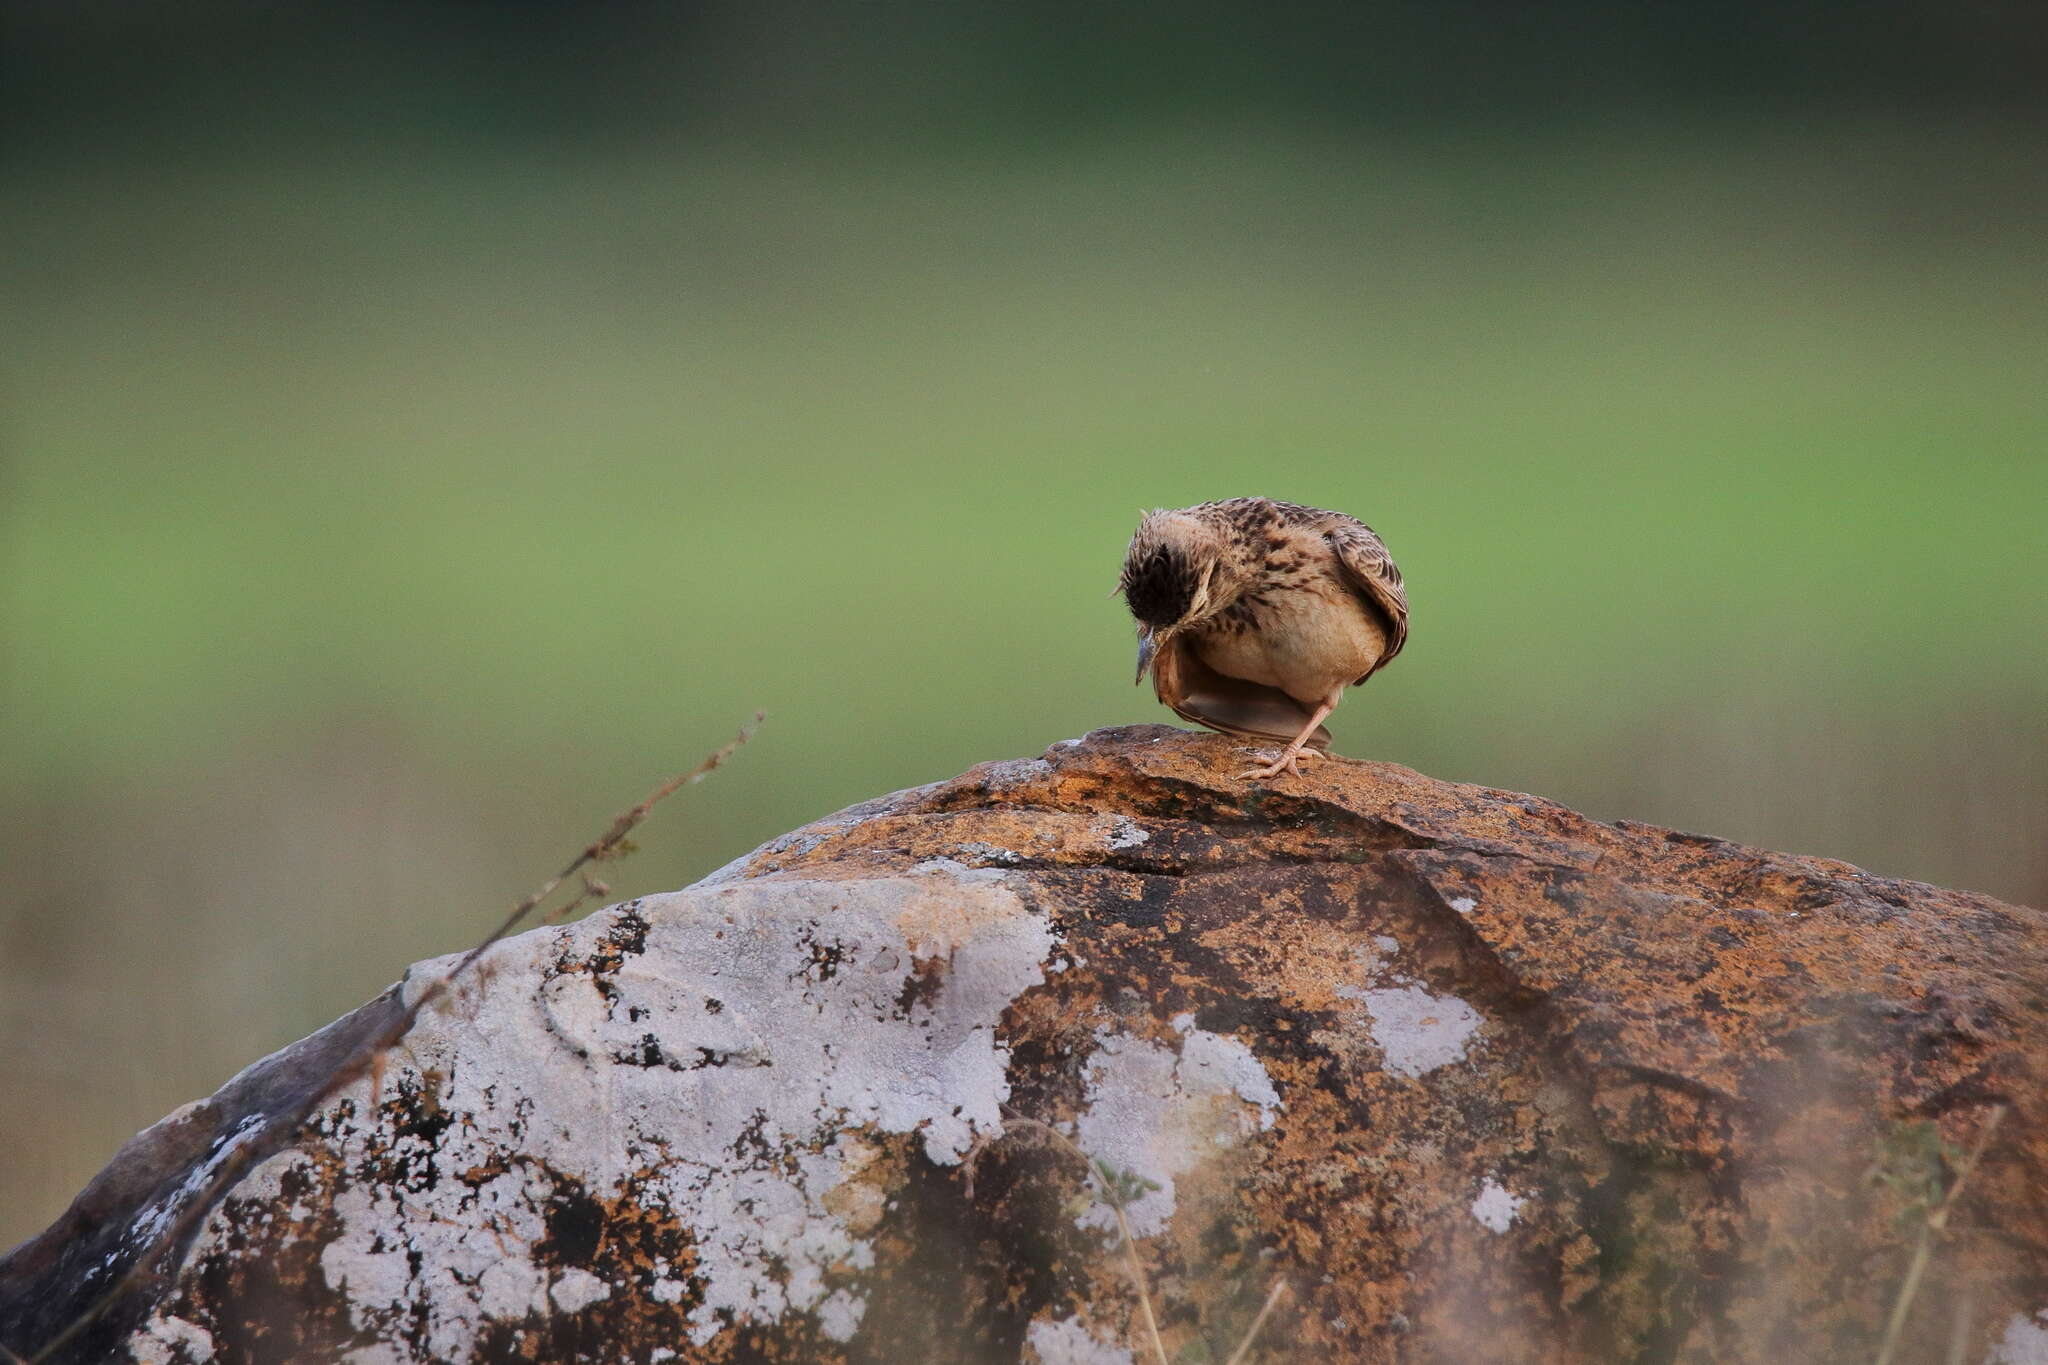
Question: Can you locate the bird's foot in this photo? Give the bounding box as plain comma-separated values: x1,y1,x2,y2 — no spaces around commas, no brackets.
1238,747,1321,782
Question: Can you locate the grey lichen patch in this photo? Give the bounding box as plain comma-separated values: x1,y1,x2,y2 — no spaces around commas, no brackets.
1025,1313,1137,1363
129,866,1058,1360
127,1314,213,1365
1353,984,1483,1079
1071,1013,1282,1238
1470,1176,1527,1233
1991,1309,2048,1365
1103,817,1150,851
955,842,1026,867
1324,939,1485,1081
980,758,1055,790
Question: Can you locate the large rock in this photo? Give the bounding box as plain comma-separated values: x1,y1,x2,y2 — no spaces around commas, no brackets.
4,726,2044,1364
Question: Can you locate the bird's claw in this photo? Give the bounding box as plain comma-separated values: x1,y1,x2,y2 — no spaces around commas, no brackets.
1238,748,1321,782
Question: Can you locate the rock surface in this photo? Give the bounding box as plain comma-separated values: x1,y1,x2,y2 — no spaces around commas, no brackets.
4,725,2045,1364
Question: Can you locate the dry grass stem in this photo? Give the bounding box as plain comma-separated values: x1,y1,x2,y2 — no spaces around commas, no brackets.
1874,1104,2008,1365
18,714,761,1365
1108,1199,1170,1365
996,1109,1169,1365
981,1107,1295,1364
1945,1288,1976,1365
1223,1277,1291,1365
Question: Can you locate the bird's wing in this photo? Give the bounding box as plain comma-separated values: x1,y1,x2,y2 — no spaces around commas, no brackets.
1152,632,1333,750
1322,517,1409,676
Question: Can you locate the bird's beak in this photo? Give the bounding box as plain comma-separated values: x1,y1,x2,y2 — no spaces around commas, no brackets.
1134,631,1158,684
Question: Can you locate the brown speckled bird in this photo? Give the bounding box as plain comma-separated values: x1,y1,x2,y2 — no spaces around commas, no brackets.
1117,498,1408,780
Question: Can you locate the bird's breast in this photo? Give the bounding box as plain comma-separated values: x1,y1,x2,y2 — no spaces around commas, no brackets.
1192,579,1388,706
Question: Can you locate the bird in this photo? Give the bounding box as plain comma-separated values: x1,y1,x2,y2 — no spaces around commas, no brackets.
1115,498,1408,781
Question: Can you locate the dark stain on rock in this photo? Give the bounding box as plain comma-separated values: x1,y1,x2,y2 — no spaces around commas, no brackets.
538,1180,606,1269
550,900,655,1011
894,954,949,1018
792,923,850,987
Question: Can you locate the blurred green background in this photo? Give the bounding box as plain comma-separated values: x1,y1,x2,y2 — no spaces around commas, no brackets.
4,1,2045,1247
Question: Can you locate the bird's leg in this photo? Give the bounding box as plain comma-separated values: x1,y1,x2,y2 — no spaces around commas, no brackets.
1239,698,1339,781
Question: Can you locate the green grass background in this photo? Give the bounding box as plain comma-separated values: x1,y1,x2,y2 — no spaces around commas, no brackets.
4,118,2045,1245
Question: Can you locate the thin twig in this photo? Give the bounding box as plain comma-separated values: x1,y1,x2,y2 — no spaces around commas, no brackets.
1874,1105,2007,1365
407,713,762,1021
1223,1277,1291,1365
22,715,761,1365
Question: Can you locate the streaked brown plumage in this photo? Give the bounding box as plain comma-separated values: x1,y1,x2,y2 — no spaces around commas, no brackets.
1116,497,1408,779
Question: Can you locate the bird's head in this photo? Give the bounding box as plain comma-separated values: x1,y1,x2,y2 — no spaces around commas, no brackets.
1115,510,1234,682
